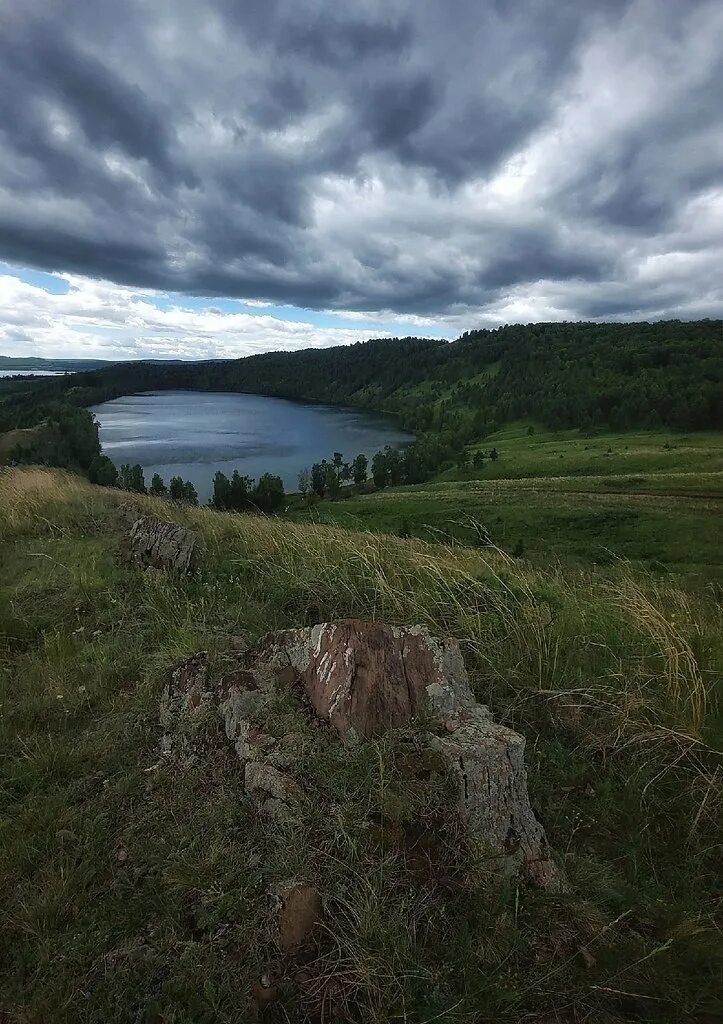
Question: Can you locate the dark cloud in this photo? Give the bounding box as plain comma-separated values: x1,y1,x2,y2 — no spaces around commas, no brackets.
0,0,721,322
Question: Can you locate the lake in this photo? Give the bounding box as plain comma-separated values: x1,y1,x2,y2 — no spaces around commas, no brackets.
91,390,413,502
0,369,63,377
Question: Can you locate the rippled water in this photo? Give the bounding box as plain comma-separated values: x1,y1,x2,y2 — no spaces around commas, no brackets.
91,390,413,502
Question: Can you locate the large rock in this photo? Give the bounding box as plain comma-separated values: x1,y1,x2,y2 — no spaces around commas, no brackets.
160,621,564,888
429,709,561,887
127,515,201,573
244,620,564,889
247,620,471,743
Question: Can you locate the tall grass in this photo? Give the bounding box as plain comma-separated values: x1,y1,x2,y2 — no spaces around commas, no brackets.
2,467,721,1022
2,467,718,745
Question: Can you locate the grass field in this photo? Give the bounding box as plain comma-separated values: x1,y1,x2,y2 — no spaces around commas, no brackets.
1,467,721,1022
0,425,42,459
289,429,723,581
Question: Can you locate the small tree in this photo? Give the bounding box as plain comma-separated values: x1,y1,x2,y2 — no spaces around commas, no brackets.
489,447,499,462
169,477,198,504
119,463,146,493
325,461,341,500
251,473,285,513
352,453,368,488
149,473,167,496
371,450,388,489
311,462,326,498
472,450,485,469
169,476,185,501
88,454,118,486
385,446,403,486
212,470,231,509
297,466,311,501
229,470,252,511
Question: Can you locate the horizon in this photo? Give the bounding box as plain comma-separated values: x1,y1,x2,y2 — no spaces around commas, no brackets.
1,1,722,360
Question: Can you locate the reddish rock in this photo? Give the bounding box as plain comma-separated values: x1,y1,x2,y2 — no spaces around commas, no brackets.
250,620,471,742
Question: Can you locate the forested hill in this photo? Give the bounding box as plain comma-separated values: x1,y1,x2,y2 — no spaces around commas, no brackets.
3,320,722,441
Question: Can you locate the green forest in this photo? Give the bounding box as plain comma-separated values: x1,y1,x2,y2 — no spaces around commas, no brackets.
1,320,721,484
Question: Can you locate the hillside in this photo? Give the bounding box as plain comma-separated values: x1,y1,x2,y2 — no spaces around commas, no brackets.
289,427,723,581
1,467,721,1022
0,356,115,373
3,321,722,444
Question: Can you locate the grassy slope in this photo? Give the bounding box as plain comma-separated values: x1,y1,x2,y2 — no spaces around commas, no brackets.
0,425,43,459
289,429,723,580
1,467,721,1022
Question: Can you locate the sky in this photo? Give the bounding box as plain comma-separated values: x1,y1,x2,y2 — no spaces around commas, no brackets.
0,0,722,361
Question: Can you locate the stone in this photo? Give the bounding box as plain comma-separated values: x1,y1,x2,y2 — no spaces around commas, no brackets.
277,883,321,950
251,975,278,1006
127,515,202,573
159,652,214,762
429,706,563,889
245,619,563,888
248,620,472,743
244,762,302,823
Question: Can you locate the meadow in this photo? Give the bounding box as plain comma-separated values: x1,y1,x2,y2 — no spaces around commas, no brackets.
1,466,721,1022
289,428,723,581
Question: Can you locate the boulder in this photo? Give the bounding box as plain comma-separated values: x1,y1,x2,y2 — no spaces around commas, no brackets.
244,620,564,888
159,621,564,888
429,708,561,887
247,620,472,743
127,515,201,573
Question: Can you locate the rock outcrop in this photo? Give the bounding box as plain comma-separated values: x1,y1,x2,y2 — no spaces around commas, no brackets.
246,620,469,743
127,515,201,573
161,620,564,889
159,651,213,763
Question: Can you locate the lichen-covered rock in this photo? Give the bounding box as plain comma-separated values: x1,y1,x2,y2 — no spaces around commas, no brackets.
160,652,214,763
245,761,302,823
244,619,563,888
248,620,472,743
127,515,201,573
429,706,562,888
215,662,302,821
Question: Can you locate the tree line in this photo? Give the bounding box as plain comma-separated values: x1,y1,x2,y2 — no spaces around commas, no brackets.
12,319,719,437
3,320,720,487
91,462,287,513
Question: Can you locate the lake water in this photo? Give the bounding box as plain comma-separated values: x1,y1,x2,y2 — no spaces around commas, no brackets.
0,369,63,377
91,390,413,502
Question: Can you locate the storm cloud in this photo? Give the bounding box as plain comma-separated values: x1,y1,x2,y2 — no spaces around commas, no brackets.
0,0,722,333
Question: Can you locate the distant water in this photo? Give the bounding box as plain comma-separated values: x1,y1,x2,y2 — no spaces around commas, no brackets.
91,390,413,502
0,369,63,377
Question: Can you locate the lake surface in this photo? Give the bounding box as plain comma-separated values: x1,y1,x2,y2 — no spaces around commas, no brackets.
0,369,63,377
91,390,413,502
